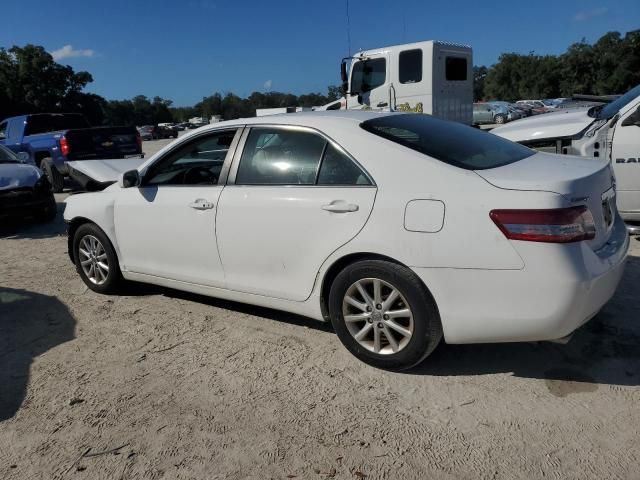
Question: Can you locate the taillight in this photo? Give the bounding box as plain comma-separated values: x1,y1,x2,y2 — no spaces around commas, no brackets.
490,207,596,243
136,132,142,150
59,136,70,156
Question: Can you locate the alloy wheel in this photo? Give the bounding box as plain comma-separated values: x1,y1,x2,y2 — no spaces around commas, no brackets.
78,235,109,285
342,278,414,355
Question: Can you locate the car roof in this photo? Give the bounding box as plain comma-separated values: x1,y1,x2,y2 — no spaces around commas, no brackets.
191,110,399,133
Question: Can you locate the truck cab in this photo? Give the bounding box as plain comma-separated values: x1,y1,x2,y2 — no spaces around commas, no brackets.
324,40,473,125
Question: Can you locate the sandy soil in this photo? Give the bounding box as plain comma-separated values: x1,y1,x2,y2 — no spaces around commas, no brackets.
1,142,639,478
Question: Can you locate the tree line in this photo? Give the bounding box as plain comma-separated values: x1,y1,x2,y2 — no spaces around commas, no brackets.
474,30,640,101
1,30,639,126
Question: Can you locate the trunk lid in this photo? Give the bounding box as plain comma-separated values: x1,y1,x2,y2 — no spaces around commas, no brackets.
476,152,616,250
65,126,141,160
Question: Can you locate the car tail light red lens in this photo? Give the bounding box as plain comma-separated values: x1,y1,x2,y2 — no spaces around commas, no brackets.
136,132,142,149
59,136,70,156
490,207,596,243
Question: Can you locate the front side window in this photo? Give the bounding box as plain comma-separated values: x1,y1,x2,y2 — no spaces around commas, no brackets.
399,49,422,84
445,57,467,81
236,128,371,186
351,58,386,94
144,129,237,186
361,114,534,170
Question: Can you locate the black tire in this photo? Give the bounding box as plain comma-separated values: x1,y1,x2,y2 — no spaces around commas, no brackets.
328,260,442,371
36,197,57,222
494,114,506,124
40,158,64,193
73,223,122,294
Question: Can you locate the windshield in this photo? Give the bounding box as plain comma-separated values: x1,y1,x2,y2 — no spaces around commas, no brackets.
361,114,534,170
0,144,19,163
595,84,640,119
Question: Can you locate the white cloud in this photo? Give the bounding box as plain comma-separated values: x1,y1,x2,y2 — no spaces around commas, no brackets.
572,7,608,22
264,79,273,91
50,45,95,61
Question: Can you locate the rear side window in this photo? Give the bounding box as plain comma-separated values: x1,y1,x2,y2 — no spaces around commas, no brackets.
361,114,534,170
399,49,422,84
0,122,7,139
445,57,467,81
351,58,386,94
317,144,371,185
236,128,326,185
236,128,371,186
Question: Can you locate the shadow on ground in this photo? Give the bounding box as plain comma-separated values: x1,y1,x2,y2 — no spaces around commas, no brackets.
0,288,75,421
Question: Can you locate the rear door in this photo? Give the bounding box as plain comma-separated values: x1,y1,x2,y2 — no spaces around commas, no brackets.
216,125,376,301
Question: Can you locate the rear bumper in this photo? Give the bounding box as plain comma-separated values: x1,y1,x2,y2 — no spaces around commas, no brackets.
412,215,629,344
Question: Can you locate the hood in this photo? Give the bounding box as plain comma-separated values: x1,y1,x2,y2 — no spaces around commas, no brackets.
66,157,146,184
491,109,594,142
0,163,41,190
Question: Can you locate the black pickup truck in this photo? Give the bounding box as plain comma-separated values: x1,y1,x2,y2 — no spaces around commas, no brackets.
0,113,143,192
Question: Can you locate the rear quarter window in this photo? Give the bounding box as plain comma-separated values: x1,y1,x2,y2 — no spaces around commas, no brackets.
361,114,534,170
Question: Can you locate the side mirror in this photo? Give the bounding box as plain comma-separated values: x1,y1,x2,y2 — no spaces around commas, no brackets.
118,169,141,188
621,106,640,127
17,152,30,163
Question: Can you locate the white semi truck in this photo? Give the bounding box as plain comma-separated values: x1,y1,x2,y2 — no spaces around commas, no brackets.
319,40,473,124
492,84,640,226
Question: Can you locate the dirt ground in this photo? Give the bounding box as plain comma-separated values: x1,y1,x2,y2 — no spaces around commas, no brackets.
1,139,639,479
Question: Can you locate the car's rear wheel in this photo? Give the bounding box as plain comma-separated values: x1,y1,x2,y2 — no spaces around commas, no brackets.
328,260,442,370
73,223,122,294
40,158,64,193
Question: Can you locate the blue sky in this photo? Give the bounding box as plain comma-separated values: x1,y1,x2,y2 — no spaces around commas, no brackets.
1,0,638,106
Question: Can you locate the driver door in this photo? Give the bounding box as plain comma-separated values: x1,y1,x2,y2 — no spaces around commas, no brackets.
113,128,241,287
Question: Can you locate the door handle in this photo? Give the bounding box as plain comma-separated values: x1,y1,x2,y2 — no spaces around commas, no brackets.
189,199,215,210
322,202,359,213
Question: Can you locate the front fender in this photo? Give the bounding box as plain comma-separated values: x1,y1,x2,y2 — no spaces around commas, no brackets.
64,191,120,260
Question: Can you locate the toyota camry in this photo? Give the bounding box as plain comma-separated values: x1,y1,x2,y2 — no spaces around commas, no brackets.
64,111,628,370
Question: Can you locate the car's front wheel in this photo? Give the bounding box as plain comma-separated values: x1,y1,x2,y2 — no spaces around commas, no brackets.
73,223,122,294
328,260,442,370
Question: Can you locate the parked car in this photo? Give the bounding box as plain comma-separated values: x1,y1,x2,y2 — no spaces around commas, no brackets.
137,125,178,140
137,126,155,140
473,103,509,124
0,144,56,222
488,102,524,122
64,111,628,370
0,113,142,193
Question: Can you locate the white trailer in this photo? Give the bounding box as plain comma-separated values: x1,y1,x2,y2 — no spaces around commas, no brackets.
319,40,473,124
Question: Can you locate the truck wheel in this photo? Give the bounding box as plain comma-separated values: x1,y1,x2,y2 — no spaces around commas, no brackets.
40,158,64,193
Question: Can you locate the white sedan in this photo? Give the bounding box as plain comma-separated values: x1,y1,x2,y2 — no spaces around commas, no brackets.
64,111,629,370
